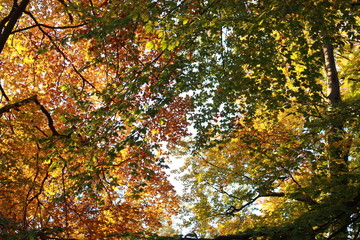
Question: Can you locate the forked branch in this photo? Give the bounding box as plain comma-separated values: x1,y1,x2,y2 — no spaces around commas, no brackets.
0,0,30,54
0,95,60,136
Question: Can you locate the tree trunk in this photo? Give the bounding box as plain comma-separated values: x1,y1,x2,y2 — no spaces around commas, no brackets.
323,42,349,239
323,42,348,176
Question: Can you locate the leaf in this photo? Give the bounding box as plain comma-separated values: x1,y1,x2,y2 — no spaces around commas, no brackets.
146,41,156,49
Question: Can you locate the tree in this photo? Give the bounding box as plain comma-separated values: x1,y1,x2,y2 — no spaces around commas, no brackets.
1,0,360,239
167,0,360,239
0,0,190,239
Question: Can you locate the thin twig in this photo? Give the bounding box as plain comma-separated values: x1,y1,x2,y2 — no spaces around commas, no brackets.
24,11,97,90
11,22,87,34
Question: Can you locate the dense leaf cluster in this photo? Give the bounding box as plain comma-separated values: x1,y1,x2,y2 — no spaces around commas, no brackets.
0,0,359,239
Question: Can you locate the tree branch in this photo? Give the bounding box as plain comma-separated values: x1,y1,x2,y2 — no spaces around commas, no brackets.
24,11,97,90
24,158,53,228
11,22,88,34
0,95,60,136
217,188,318,217
286,170,318,205
0,0,30,54
32,97,60,136
0,83,10,102
0,95,37,114
57,0,74,23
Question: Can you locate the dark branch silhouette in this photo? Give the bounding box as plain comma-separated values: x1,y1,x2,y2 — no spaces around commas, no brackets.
0,95,60,136
11,22,88,34
0,0,30,54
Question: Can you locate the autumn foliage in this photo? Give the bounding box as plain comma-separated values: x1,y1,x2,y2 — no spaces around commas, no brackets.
0,0,190,239
1,0,360,240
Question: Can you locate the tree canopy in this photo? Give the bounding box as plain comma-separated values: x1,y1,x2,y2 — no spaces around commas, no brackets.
0,0,359,239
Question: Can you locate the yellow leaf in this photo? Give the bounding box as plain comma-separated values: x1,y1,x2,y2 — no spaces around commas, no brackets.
146,41,156,49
